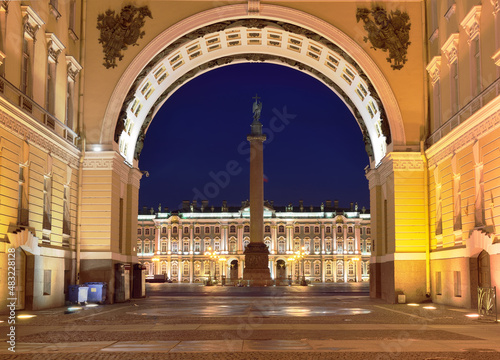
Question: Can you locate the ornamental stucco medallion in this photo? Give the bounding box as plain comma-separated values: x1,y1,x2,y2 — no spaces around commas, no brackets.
356,7,411,70
97,5,152,69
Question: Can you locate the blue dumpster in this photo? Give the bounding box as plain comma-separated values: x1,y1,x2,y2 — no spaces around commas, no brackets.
84,282,107,303
68,285,89,304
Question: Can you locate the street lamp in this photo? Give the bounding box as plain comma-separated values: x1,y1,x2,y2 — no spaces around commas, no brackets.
287,256,296,285
294,247,308,286
204,247,217,286
219,256,227,285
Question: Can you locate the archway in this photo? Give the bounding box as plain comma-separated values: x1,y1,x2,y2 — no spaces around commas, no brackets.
101,5,405,168
230,260,239,280
276,259,286,281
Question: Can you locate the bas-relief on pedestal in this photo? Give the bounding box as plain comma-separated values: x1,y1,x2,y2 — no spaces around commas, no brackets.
243,242,271,284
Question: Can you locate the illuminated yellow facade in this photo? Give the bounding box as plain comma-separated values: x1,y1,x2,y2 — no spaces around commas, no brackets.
0,0,498,311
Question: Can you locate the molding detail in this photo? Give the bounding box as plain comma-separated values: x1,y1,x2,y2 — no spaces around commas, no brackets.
248,0,260,15
46,33,65,64
426,56,441,85
426,104,500,167
66,55,82,81
441,33,459,64
444,3,456,21
492,0,500,15
366,152,423,188
460,5,481,44
21,5,44,41
0,107,79,168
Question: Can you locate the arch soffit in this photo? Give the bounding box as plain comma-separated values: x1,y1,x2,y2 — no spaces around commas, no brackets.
103,4,405,166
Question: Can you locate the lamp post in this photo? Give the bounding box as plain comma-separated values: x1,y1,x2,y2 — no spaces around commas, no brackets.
219,256,227,285
294,247,308,286
204,247,217,286
287,256,296,285
352,257,359,282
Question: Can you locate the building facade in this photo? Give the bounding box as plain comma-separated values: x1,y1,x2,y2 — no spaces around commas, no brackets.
137,201,371,284
0,0,499,311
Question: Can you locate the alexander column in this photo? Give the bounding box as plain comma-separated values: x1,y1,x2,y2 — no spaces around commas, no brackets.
243,95,271,285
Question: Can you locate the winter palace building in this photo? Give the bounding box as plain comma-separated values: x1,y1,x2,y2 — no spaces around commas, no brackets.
137,201,371,284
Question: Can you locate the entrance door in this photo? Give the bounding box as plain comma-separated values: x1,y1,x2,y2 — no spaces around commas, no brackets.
230,260,238,280
478,250,491,287
276,260,286,281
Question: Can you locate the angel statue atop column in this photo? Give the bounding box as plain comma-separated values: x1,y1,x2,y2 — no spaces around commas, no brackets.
252,94,262,122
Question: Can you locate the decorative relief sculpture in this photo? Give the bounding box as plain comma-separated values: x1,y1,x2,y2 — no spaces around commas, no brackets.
356,7,411,70
97,5,152,69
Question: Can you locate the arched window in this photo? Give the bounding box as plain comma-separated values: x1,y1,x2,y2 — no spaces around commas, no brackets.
195,227,200,234
337,226,342,233
194,241,200,252
137,228,142,235
230,240,236,252
243,239,250,249
314,226,320,233
278,239,285,253
348,239,354,252
244,225,250,232
183,262,189,275
348,262,354,275
264,239,271,249
348,226,353,233
171,262,178,276
366,239,372,253
171,241,178,253
304,226,310,233
294,240,300,251
326,263,332,275
336,240,343,252
230,225,236,233
183,241,189,252
215,227,220,234
294,226,299,233
144,262,151,275
304,261,311,275
367,227,371,235
183,227,189,234
204,226,210,233
279,225,285,233
337,260,343,276
325,227,331,234
214,241,220,251
314,262,320,275
314,240,320,253
161,261,167,274
144,241,150,253
137,241,142,254
265,225,270,233
304,240,310,252
204,261,210,274
204,240,210,251
172,226,178,234
161,240,167,253
326,240,332,252
145,228,150,236
195,262,201,276
161,227,167,234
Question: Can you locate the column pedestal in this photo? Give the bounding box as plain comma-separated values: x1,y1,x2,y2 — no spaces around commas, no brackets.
243,242,271,285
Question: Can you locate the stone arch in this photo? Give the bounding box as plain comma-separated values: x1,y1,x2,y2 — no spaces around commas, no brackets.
101,4,405,167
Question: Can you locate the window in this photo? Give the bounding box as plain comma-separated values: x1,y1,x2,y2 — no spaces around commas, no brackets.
137,241,142,253
304,226,310,233
278,225,285,233
161,241,167,253
314,226,319,234
183,262,189,275
366,240,372,253
348,226,353,233
304,240,310,252
244,225,250,233
454,271,461,297
472,37,481,96
294,240,300,251
337,261,343,276
214,241,220,251
194,241,200,252
204,241,210,251
183,227,189,234
348,262,354,276
144,241,150,253
337,226,342,233
162,227,167,234
436,272,442,295
264,239,271,250
326,263,332,275
215,227,220,234
22,37,33,95
230,225,236,233
450,61,459,114
137,228,142,235
43,176,52,231
348,239,354,252
294,226,299,233
145,228,150,236
183,241,189,252
230,240,236,252
304,261,310,275
172,227,178,234
366,227,371,235
46,59,56,113
204,226,210,233
325,227,331,234
314,263,320,275
195,227,200,234
18,165,29,226
337,240,343,252
278,239,285,253
161,262,167,274
195,263,201,276
326,240,332,252
172,262,178,276
204,261,210,275
314,240,320,253
171,241,178,253
43,270,51,295
243,240,250,249
265,225,270,233
63,186,70,236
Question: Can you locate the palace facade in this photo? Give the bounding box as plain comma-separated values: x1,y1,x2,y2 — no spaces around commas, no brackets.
137,201,371,284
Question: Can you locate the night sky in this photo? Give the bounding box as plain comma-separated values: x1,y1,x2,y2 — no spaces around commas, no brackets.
138,63,370,212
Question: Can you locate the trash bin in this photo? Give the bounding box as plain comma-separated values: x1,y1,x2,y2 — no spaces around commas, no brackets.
133,264,146,298
68,285,89,305
84,282,107,303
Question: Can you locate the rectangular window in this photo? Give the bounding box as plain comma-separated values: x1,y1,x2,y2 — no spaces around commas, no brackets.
172,242,178,253
144,242,150,253
454,271,461,297
137,228,142,235
145,228,150,235
69,0,77,34
183,242,189,252
63,185,71,235
22,38,31,95
43,270,51,295
433,80,441,131
161,241,167,253
194,242,200,252
473,38,481,97
436,272,442,295
18,165,29,226
450,62,459,115
43,176,52,230
46,61,56,114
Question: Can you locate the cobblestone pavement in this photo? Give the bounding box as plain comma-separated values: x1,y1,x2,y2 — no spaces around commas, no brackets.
1,283,499,359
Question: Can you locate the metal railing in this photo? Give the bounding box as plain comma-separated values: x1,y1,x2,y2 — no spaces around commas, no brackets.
427,77,500,147
478,286,498,322
0,76,79,148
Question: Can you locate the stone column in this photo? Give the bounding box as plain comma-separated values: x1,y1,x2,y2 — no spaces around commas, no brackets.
243,104,271,284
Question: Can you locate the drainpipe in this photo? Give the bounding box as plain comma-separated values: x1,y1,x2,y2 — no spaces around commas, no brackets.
421,141,431,297
76,0,88,284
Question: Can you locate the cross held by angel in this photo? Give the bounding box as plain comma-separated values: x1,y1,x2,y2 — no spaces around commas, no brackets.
252,94,262,122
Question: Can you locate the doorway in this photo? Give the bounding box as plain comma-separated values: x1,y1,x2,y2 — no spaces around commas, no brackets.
276,259,286,281
230,260,238,280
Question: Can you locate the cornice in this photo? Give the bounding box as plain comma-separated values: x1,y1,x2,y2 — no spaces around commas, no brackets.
426,96,500,166
460,5,481,43
426,56,441,85
0,100,80,167
441,33,459,64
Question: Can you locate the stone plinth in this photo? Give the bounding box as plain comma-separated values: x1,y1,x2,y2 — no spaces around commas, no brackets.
243,242,271,285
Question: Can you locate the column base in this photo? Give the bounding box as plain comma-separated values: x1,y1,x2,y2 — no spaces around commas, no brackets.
243,242,271,286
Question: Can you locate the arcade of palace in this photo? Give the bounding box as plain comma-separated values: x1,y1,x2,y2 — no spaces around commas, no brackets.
137,201,371,283
0,1,499,312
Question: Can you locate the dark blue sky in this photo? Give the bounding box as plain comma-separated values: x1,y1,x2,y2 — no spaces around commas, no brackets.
138,63,370,211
